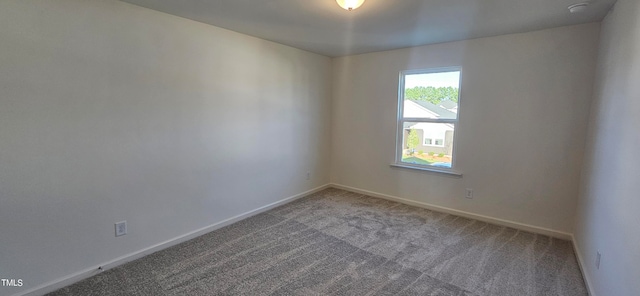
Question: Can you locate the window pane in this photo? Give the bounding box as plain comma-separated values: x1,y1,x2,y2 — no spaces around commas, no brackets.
401,122,455,168
403,71,460,120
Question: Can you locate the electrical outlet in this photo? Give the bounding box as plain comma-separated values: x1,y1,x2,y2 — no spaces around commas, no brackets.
596,251,601,269
306,171,311,180
115,221,127,237
465,188,473,199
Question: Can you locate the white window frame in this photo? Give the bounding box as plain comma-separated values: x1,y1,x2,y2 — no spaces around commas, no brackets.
392,67,462,176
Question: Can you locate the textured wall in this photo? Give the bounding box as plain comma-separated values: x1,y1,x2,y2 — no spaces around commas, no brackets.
574,0,640,295
0,1,332,295
331,23,600,234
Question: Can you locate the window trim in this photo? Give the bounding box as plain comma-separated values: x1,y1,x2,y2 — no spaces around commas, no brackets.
394,67,463,175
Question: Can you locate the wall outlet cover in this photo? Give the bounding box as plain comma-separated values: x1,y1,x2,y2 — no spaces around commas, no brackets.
465,188,473,199
115,221,127,237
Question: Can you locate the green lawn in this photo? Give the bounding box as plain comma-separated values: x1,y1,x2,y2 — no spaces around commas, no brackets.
401,156,433,165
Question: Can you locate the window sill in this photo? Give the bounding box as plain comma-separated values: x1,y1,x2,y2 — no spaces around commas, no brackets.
390,163,463,177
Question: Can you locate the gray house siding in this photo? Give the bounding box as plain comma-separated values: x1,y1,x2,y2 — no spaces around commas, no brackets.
403,129,454,156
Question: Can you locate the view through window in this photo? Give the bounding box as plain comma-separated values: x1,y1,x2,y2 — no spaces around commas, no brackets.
397,69,461,169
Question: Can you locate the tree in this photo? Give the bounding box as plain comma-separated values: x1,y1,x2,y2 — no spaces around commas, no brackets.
405,86,459,104
406,129,420,154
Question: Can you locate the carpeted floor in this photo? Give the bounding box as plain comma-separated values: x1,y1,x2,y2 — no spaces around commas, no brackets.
49,188,587,295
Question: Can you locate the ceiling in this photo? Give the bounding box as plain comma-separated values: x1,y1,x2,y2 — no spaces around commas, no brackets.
121,0,616,57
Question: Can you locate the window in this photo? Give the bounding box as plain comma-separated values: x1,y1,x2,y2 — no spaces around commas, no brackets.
395,68,461,171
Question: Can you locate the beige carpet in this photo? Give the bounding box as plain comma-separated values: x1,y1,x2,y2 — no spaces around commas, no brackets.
49,188,587,295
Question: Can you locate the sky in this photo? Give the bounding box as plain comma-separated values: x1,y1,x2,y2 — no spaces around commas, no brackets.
405,71,460,89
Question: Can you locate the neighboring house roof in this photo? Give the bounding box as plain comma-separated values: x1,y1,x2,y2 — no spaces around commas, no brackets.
438,99,458,110
404,122,419,128
403,121,454,131
408,100,458,119
404,100,456,130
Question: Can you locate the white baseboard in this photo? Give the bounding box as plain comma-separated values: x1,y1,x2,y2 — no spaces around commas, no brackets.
571,235,596,296
13,184,330,296
329,183,572,240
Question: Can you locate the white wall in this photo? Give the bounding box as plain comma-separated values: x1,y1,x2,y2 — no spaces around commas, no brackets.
0,1,331,295
331,23,600,234
574,0,640,295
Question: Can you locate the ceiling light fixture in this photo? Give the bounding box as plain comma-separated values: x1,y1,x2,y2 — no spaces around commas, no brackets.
336,0,365,11
568,2,589,13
